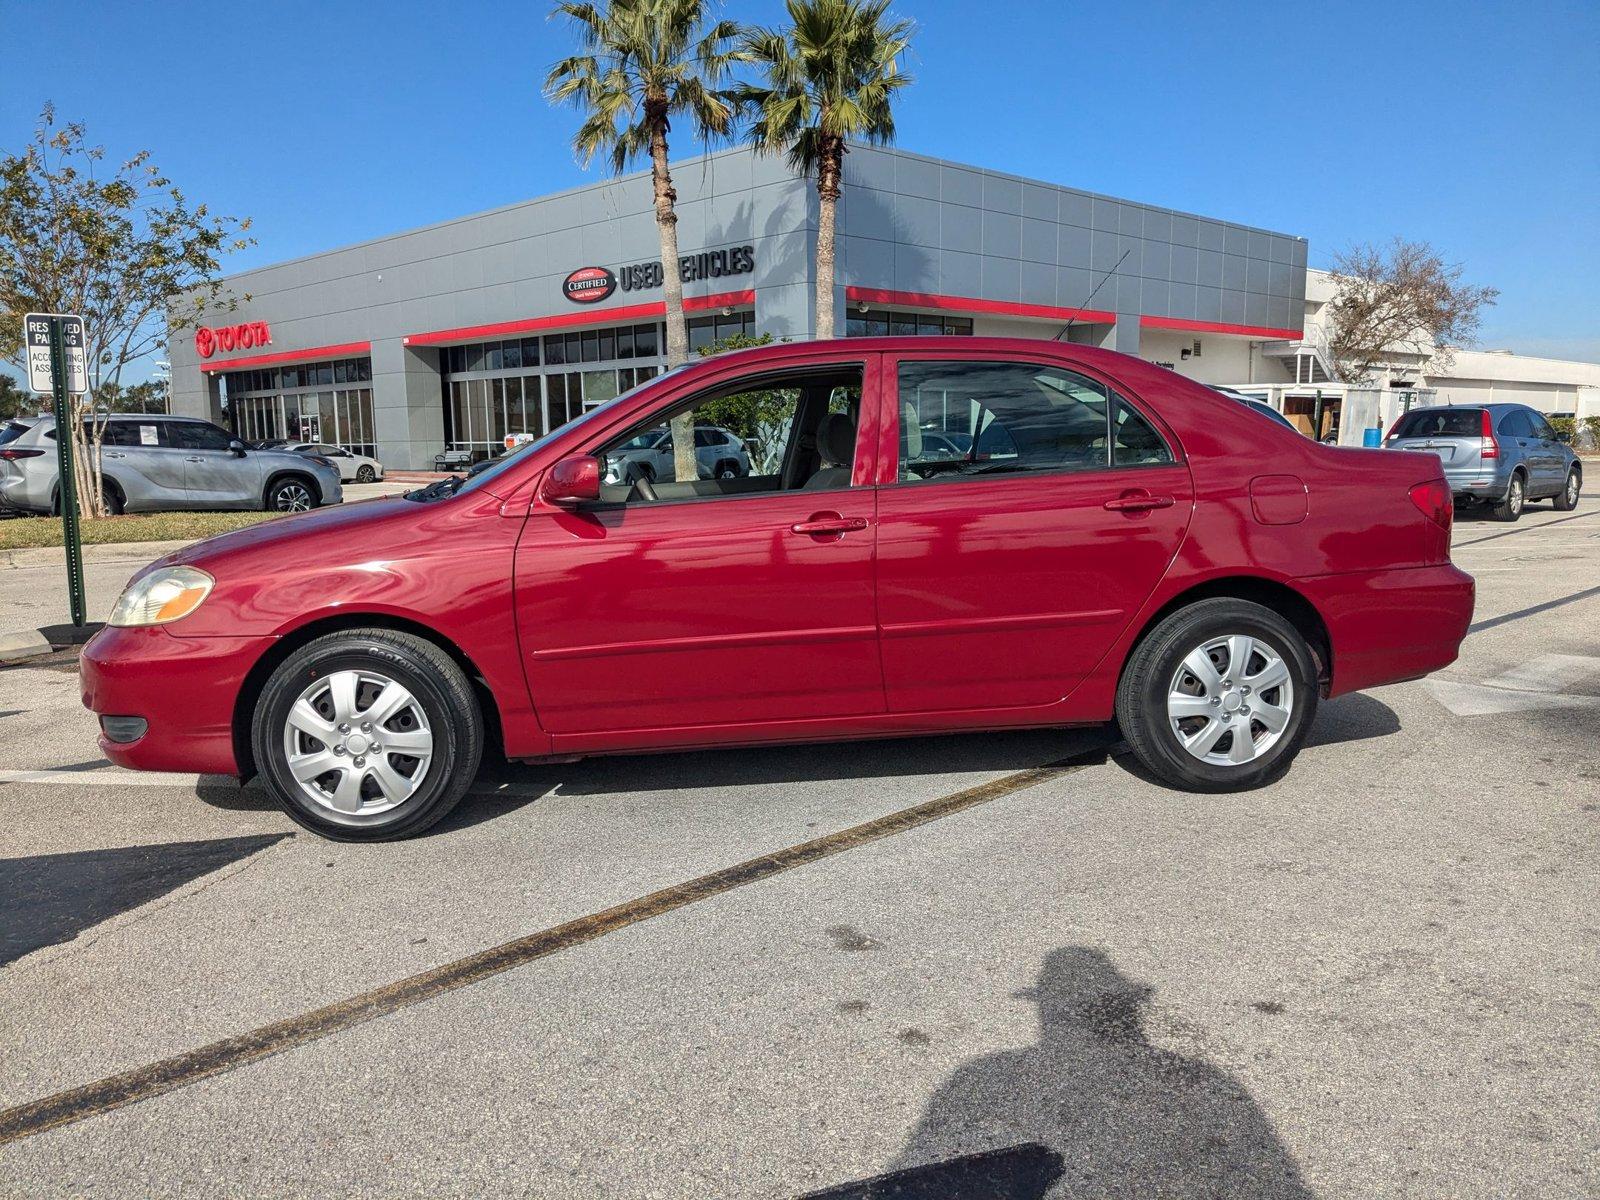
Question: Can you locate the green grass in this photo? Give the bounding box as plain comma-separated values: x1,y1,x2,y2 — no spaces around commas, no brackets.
0,510,287,551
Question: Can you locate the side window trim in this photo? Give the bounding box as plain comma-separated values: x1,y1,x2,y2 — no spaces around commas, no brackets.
884,353,1179,486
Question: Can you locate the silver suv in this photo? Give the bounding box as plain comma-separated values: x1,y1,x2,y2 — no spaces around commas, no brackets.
1385,402,1581,522
601,424,751,486
0,414,343,515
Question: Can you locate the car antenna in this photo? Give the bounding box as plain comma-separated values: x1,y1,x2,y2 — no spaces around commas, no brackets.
1055,248,1131,341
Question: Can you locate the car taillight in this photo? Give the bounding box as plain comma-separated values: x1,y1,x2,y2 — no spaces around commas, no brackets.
1479,408,1499,459
1409,479,1453,532
0,448,45,460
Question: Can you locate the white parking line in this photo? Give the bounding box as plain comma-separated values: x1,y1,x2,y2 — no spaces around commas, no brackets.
1426,653,1600,716
0,767,560,798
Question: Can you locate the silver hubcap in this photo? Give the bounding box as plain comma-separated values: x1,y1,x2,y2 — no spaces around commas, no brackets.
276,483,312,512
1510,479,1523,513
1168,634,1295,767
1568,474,1579,502
282,670,434,819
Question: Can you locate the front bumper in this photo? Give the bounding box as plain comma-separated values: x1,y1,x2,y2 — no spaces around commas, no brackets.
1297,563,1475,697
80,625,272,775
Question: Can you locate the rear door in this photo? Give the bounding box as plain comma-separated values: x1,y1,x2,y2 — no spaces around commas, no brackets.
169,421,259,508
102,419,188,509
874,352,1194,713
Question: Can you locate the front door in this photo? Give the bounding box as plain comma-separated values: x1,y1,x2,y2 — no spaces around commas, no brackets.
168,420,260,508
515,357,884,739
875,353,1194,713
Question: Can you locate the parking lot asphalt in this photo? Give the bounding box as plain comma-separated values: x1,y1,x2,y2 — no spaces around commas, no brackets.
1,491,1597,1197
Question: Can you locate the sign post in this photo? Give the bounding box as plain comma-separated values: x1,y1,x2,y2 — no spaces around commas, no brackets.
25,313,89,628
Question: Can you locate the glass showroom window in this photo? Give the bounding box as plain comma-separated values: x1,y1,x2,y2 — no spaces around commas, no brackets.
846,309,973,338
221,358,376,457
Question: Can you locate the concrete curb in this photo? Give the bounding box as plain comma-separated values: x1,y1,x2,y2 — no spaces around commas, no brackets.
0,629,52,664
0,621,105,664
0,539,196,571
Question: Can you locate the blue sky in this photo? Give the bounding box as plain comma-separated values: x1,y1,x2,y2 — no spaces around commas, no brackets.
3,0,1597,376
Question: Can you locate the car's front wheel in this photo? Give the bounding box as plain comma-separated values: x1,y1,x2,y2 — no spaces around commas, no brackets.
252,629,483,840
1553,468,1581,512
1115,598,1319,792
266,476,317,512
356,464,376,483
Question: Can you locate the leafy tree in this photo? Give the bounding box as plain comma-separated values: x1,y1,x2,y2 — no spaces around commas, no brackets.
693,331,793,470
547,0,744,482
1325,239,1498,385
0,107,251,517
0,371,43,421
738,0,913,339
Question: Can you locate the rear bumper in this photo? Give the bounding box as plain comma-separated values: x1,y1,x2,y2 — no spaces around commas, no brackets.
1443,462,1511,499
1296,563,1475,697
80,625,269,775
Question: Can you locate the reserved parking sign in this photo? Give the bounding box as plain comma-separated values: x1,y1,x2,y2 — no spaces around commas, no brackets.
24,312,88,395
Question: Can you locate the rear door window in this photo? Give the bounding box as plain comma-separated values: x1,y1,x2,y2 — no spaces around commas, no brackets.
896,359,1173,482
1497,410,1533,437
1394,409,1484,439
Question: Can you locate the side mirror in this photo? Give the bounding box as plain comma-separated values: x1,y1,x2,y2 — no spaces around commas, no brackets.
228,438,247,457
539,454,601,506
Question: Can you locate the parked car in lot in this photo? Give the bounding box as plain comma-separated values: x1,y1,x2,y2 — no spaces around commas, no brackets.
0,415,343,515
281,442,384,483
83,338,1473,841
1213,389,1299,432
1384,403,1582,521
600,424,750,485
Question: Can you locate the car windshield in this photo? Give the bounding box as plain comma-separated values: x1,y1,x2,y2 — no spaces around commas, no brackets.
448,367,687,500
1393,409,1484,438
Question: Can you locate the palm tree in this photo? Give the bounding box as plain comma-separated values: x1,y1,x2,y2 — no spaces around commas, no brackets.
738,0,912,339
546,0,742,480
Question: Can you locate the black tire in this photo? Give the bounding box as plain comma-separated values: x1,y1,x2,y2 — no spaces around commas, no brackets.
252,629,483,841
1115,598,1319,793
355,465,376,483
1490,472,1525,522
265,474,319,513
714,460,739,480
1552,467,1581,512
51,484,123,516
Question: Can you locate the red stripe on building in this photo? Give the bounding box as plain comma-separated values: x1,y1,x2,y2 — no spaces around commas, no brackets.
200,341,373,374
1139,315,1303,340
845,286,1117,326
403,290,757,347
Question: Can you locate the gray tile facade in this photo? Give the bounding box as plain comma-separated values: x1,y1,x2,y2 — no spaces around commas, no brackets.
171,144,1305,469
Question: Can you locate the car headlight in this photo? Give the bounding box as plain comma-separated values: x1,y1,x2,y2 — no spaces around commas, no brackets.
110,566,215,627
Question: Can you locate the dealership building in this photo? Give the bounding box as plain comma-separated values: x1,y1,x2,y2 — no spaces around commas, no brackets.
168,144,1313,469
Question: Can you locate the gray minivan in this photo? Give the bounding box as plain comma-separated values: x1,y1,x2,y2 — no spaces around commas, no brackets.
0,414,342,516
1385,402,1581,522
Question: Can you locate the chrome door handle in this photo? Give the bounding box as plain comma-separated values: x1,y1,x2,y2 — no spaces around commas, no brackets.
104,451,126,459
1104,493,1174,512
184,456,204,462
790,515,869,536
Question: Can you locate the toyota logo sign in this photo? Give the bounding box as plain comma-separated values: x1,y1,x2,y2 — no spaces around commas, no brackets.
562,266,616,305
195,321,271,358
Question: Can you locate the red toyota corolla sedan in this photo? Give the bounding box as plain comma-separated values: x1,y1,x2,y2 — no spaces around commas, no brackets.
82,338,1473,840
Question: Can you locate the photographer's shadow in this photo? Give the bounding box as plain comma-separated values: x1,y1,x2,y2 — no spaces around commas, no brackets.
837,947,1313,1198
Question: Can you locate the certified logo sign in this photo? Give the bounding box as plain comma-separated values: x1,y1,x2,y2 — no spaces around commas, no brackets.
562,266,616,305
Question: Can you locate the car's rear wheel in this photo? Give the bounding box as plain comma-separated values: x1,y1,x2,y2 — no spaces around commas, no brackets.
1553,468,1581,512
356,464,376,483
1491,473,1524,522
1115,598,1319,792
266,476,317,512
252,629,483,841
